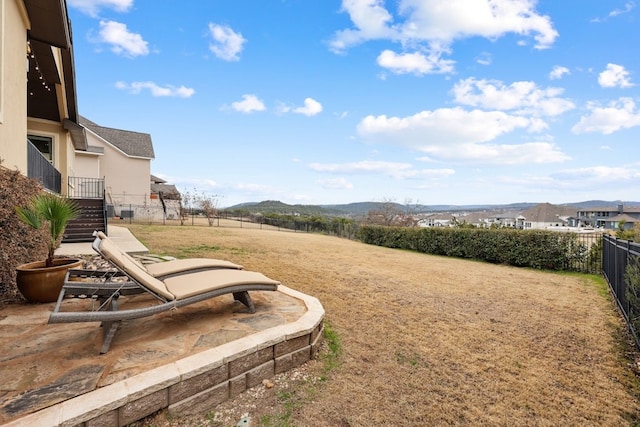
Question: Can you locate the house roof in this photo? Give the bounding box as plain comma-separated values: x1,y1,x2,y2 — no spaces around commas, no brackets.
79,116,155,159
150,174,166,184
151,183,181,199
24,0,86,149
521,203,576,223
24,0,71,49
608,214,639,223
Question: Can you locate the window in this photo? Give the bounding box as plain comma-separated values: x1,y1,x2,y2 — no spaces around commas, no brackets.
28,134,53,161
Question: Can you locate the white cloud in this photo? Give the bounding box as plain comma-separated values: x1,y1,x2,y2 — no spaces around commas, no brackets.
598,63,634,88
309,160,454,179
98,20,149,57
549,66,570,80
610,1,636,16
356,107,569,165
293,98,323,116
173,177,220,196
452,78,575,117
330,0,558,73
376,49,455,75
310,160,412,174
592,1,636,22
417,141,570,165
208,23,246,61
359,107,532,145
115,81,195,97
69,0,133,17
233,183,273,192
317,178,354,190
572,98,640,134
476,52,492,66
329,0,398,53
231,94,266,113
397,168,456,179
553,165,640,183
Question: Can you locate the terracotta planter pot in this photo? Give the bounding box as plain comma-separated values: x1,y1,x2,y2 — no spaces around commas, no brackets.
16,258,83,303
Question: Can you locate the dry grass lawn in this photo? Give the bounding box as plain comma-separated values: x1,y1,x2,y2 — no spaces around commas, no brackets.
125,223,640,426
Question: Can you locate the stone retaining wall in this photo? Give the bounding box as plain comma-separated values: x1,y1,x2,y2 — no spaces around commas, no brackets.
4,286,324,427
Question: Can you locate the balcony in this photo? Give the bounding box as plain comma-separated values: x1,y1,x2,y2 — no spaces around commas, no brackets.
27,139,61,194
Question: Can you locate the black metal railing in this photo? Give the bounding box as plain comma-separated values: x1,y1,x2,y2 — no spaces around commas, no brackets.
27,139,61,193
68,176,105,199
602,234,640,349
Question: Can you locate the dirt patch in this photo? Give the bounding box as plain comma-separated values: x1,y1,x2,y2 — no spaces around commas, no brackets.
128,224,640,426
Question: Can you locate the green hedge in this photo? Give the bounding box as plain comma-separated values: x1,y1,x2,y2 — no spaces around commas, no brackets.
357,226,592,272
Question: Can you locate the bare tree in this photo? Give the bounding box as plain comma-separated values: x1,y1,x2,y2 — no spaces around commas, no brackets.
195,192,220,226
178,189,194,226
397,198,420,227
366,198,403,226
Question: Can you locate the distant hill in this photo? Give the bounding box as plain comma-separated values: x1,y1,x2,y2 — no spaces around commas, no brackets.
224,200,640,218
224,200,346,216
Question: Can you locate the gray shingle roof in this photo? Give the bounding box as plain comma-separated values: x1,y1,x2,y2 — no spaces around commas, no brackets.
609,214,639,223
150,174,166,184
79,116,155,159
151,183,181,199
521,203,576,223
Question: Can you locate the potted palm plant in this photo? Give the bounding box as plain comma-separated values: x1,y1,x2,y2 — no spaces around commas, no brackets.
15,192,83,303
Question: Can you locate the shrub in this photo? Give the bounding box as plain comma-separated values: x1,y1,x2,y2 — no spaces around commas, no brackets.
0,162,49,304
625,256,640,339
357,225,594,272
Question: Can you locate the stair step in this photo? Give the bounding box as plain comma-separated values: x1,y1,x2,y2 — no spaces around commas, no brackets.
63,197,106,243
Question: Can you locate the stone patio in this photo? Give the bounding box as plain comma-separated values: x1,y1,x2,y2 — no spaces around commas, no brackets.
0,227,324,426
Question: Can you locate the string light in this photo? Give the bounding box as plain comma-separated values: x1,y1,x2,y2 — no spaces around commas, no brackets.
26,41,51,94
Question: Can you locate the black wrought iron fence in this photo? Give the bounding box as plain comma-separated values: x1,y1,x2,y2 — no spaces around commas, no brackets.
68,176,105,199
574,233,603,274
107,204,359,239
602,234,640,349
27,139,61,193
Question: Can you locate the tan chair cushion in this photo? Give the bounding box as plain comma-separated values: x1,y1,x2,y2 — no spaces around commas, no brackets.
98,235,175,300
164,270,279,300
145,258,243,277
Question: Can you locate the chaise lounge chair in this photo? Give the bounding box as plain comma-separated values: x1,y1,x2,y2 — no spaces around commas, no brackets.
49,232,279,353
94,231,244,279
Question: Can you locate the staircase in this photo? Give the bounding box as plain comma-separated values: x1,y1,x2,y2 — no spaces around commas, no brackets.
63,198,107,243
63,177,107,243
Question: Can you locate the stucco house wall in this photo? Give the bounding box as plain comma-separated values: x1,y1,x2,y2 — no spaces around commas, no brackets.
73,151,102,179
27,117,77,195
83,128,151,206
0,0,86,197
0,0,29,172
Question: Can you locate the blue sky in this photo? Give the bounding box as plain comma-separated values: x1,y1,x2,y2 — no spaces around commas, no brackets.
68,0,640,208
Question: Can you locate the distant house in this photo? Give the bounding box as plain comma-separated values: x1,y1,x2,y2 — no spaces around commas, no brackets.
150,175,182,220
488,212,523,229
417,215,451,227
76,116,155,209
520,203,577,230
605,214,639,231
576,204,640,230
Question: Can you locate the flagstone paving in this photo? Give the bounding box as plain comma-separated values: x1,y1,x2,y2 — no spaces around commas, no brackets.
0,288,307,424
